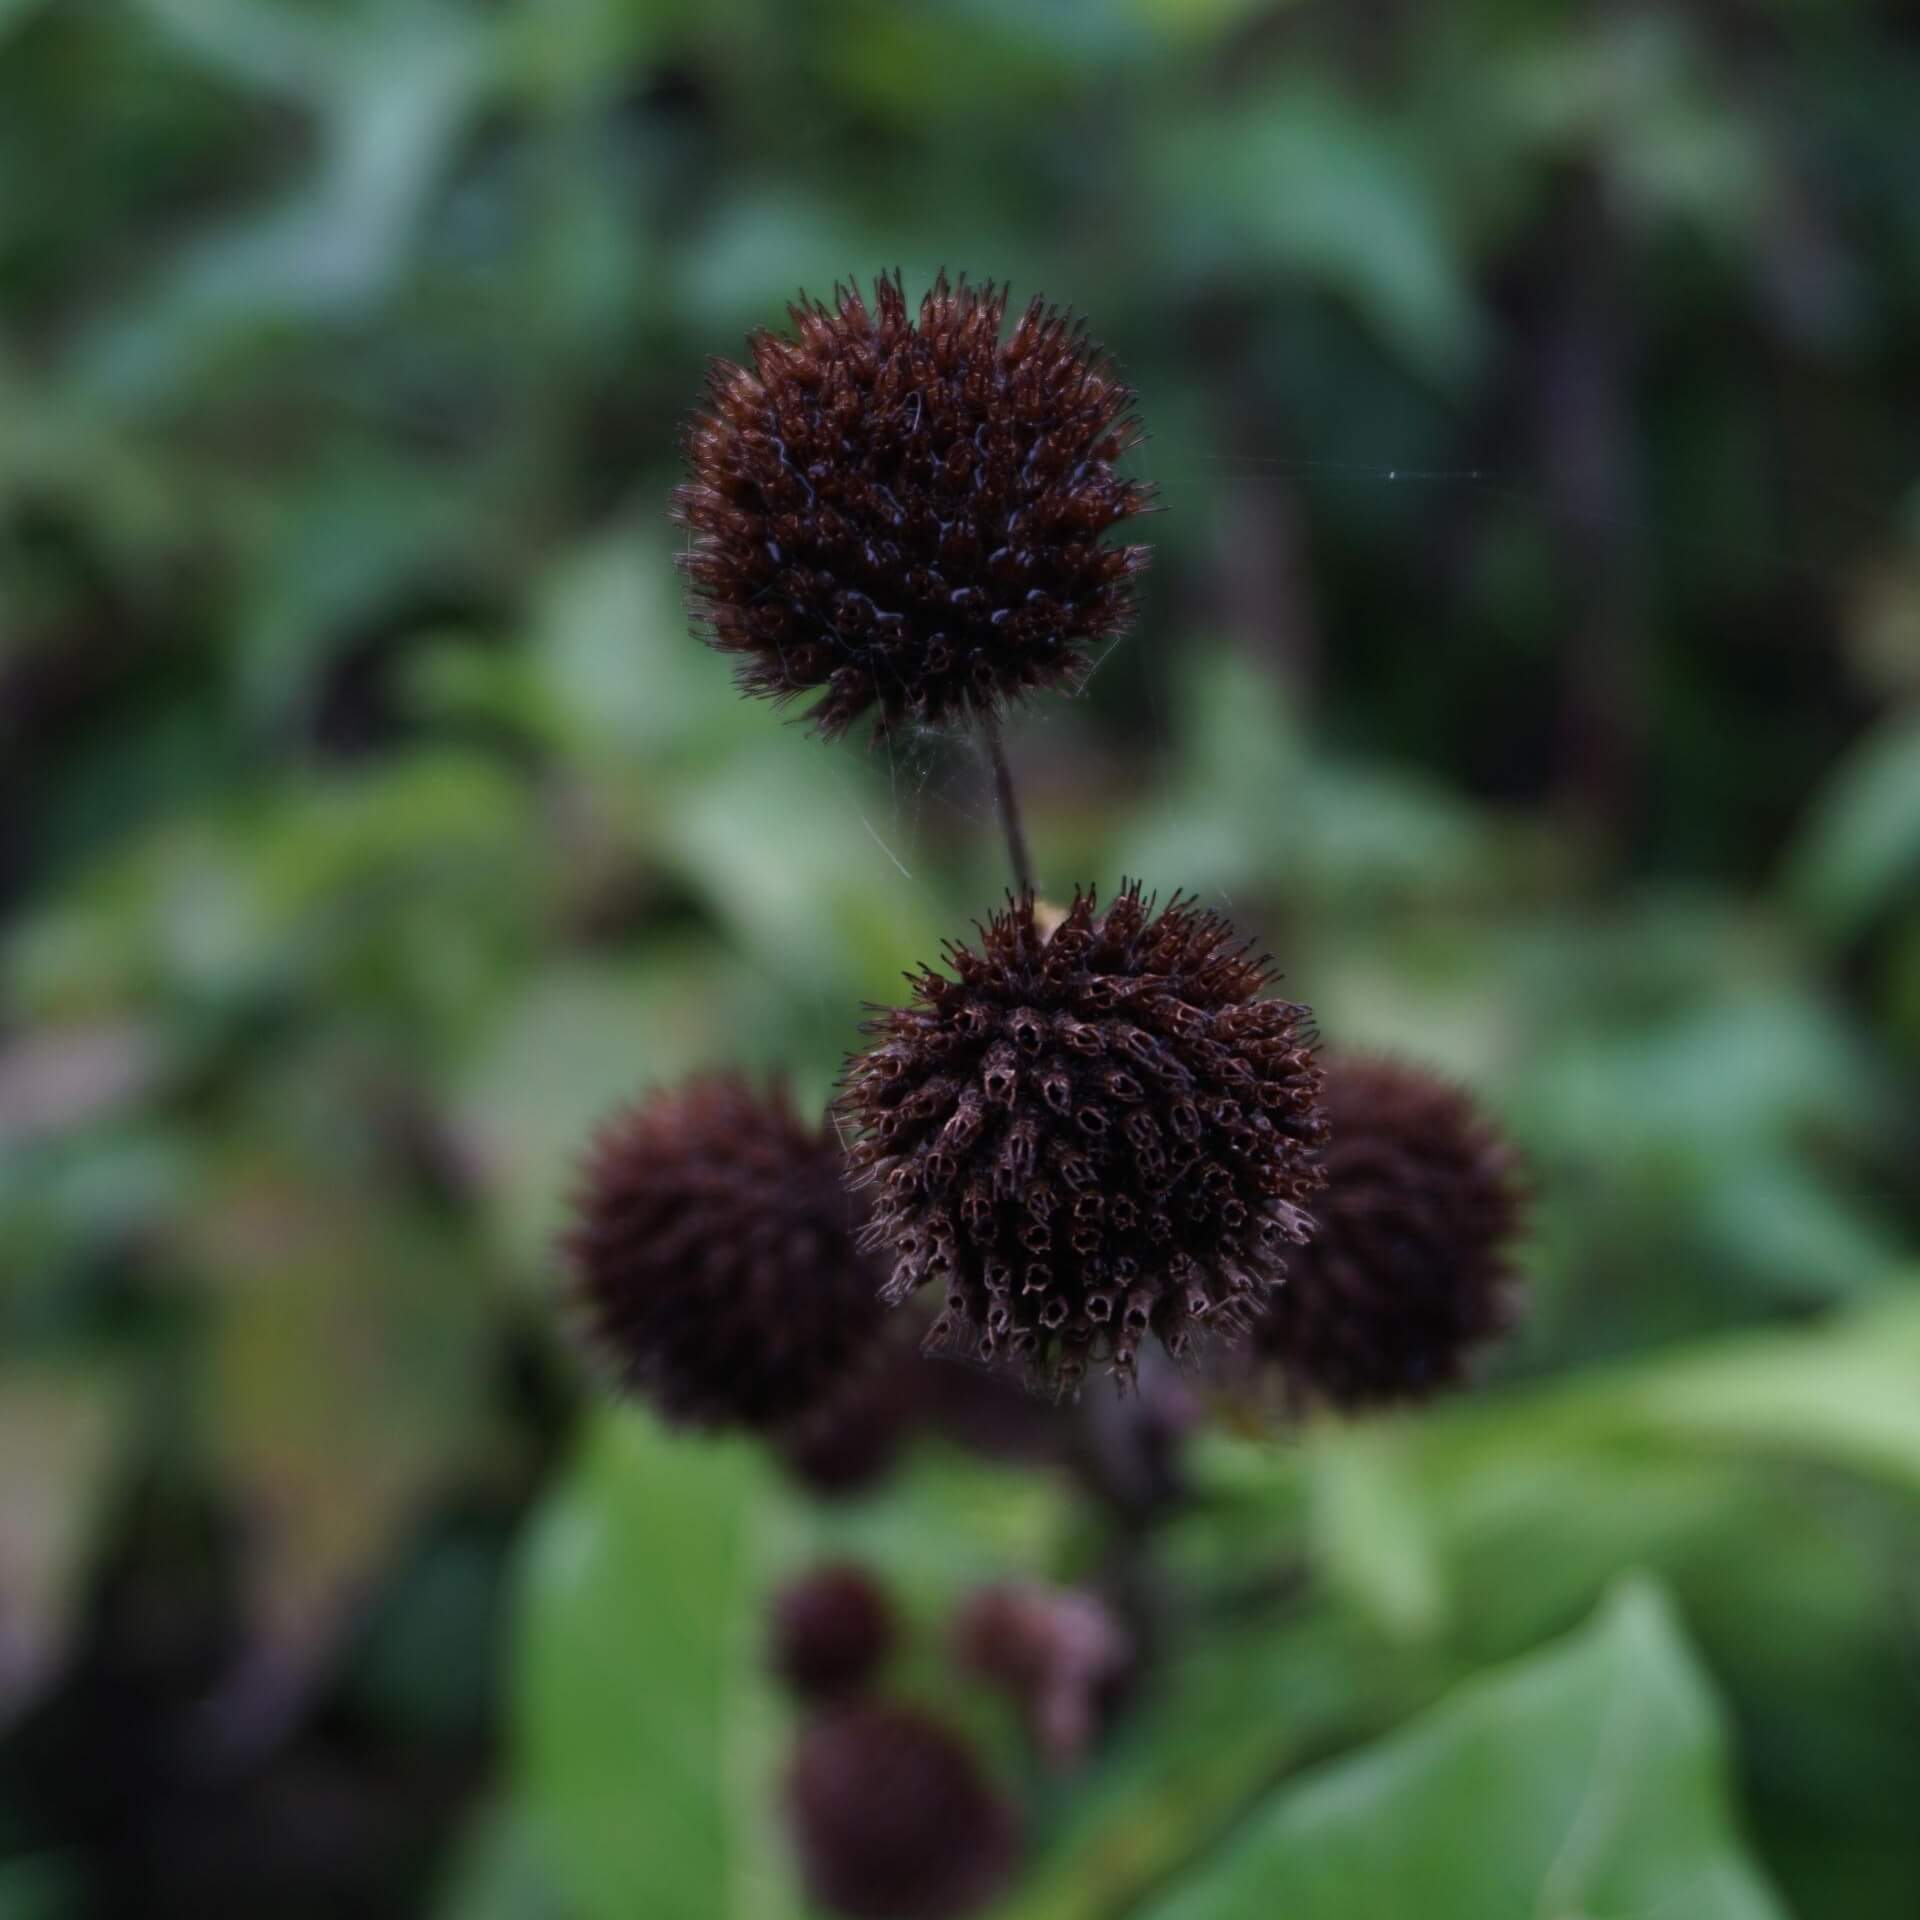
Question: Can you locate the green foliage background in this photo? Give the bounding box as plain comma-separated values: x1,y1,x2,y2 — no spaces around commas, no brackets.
1,1,1917,1916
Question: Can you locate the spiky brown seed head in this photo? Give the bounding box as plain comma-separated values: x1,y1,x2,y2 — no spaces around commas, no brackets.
786,1704,1020,1920
1256,1057,1528,1409
770,1564,896,1704
563,1074,883,1430
673,272,1152,741
839,884,1327,1397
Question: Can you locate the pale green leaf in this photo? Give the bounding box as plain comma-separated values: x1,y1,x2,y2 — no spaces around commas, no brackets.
512,1411,802,1920
1141,1581,1788,1920
0,1371,127,1730
1782,712,1920,941
1306,1421,1447,1641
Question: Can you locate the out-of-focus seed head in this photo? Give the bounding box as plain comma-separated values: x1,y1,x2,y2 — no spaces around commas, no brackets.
840,884,1327,1397
770,1564,895,1704
787,1703,1021,1920
954,1583,1134,1770
563,1074,884,1430
776,1352,918,1499
1256,1057,1528,1409
673,272,1152,741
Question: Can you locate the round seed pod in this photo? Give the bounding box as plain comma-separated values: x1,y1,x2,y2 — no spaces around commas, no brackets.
770,1564,895,1704
1257,1056,1527,1409
840,884,1327,1396
563,1074,883,1430
673,272,1152,741
786,1703,1020,1920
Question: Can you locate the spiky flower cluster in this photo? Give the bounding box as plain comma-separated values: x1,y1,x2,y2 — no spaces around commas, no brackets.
673,272,1152,740
840,885,1327,1395
1256,1057,1527,1408
563,1074,884,1431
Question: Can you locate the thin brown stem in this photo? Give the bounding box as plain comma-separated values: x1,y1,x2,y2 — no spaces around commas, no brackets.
980,711,1035,901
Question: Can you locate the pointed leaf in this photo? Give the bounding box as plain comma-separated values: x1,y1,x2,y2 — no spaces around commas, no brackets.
1141,1581,1787,1920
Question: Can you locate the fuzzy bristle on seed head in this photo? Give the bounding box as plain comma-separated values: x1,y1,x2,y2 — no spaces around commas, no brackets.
673,272,1152,741
563,1074,884,1430
838,884,1327,1397
786,1703,1021,1920
1255,1056,1528,1409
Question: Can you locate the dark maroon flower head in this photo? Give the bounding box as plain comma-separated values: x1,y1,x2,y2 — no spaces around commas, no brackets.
777,1353,918,1499
770,1564,896,1704
673,271,1152,741
1256,1056,1528,1409
563,1074,884,1430
840,884,1327,1397
786,1703,1020,1920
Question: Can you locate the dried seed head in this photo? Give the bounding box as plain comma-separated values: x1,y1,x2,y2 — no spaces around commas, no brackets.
786,1703,1021,1920
563,1074,883,1430
770,1564,896,1704
1256,1057,1528,1408
840,885,1327,1396
673,272,1152,741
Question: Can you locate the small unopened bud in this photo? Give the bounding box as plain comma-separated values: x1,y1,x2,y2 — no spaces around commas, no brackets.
769,1564,894,1704
955,1582,1134,1770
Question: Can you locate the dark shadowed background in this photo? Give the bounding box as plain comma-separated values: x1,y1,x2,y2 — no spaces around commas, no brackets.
2,2,1917,1917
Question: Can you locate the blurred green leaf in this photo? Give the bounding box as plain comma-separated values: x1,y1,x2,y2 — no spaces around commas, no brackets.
1305,1422,1446,1642
1139,1581,1787,1920
0,1853,81,1920
1782,711,1920,942
434,1802,576,1920
0,0,48,50
457,950,763,1273
1607,1290,1920,1493
1156,84,1484,385
0,1371,126,1730
1003,1587,1433,1920
1500,13,1765,239
511,1410,802,1920
527,527,718,762
86,0,495,401
189,1142,492,1663
1124,0,1278,41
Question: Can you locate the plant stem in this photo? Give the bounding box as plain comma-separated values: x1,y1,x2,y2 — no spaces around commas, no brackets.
980,711,1035,901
